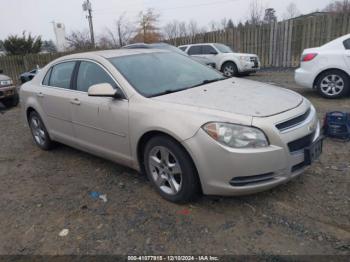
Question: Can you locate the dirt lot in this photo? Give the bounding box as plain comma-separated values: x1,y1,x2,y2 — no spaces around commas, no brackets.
0,70,349,256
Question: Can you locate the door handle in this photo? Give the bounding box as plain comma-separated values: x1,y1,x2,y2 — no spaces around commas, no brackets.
70,98,81,105
37,92,44,98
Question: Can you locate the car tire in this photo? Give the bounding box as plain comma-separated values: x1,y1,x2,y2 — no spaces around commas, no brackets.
221,62,238,77
143,135,200,203
28,111,55,150
316,70,350,98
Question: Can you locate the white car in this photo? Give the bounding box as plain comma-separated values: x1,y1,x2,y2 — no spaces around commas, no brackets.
295,34,350,98
179,43,260,77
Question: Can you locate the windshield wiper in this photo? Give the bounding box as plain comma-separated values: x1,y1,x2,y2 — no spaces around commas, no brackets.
189,77,227,88
149,77,226,98
149,88,188,98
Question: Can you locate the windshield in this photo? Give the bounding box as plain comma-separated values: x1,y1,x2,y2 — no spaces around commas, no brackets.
109,52,224,97
214,43,234,53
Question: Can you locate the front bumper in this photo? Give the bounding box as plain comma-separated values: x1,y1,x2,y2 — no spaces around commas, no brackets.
0,85,16,100
239,60,260,73
183,101,321,196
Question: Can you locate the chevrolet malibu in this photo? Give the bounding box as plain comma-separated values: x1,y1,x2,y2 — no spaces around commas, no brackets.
20,49,323,203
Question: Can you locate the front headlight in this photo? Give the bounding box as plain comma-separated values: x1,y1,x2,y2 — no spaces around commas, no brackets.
239,56,250,62
203,122,269,148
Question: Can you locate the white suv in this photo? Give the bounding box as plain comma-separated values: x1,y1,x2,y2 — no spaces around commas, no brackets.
295,34,350,98
179,43,260,77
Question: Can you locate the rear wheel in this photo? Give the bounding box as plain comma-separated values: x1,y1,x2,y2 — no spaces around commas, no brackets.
316,70,350,98
143,136,200,203
28,111,54,150
221,62,238,77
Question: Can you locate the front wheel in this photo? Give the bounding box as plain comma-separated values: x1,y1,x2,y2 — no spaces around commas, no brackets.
28,111,55,150
143,136,200,203
221,62,238,77
316,70,350,98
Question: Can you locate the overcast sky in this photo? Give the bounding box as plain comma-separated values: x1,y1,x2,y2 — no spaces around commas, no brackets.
0,0,331,41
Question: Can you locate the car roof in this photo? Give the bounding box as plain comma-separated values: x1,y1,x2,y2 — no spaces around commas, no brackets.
54,48,169,61
180,43,216,47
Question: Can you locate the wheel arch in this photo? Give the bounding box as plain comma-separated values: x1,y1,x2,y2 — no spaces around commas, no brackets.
26,106,37,123
220,60,238,72
313,68,350,88
136,130,203,193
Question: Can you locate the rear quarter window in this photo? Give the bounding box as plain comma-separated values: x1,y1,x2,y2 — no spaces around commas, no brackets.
42,68,52,86
343,39,350,49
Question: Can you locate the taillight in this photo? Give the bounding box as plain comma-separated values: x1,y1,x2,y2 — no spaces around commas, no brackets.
301,53,318,62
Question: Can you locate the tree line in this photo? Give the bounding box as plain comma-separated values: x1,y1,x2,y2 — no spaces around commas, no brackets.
0,0,349,56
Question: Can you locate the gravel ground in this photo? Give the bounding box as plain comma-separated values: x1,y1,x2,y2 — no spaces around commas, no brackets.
0,69,349,256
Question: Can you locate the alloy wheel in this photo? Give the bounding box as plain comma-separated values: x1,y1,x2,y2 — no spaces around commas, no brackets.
320,74,344,96
148,146,182,195
30,115,46,146
223,65,234,77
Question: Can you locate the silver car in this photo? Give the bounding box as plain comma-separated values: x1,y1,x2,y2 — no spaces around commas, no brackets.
20,49,323,203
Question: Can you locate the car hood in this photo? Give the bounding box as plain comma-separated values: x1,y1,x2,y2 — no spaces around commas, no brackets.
153,78,303,117
0,74,11,81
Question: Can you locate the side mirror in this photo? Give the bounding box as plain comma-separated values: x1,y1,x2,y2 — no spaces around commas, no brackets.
210,51,218,55
0,69,3,74
88,83,123,99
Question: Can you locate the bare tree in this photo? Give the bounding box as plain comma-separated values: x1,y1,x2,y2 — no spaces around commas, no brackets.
178,22,188,38
100,13,135,48
227,19,235,29
248,0,264,25
163,20,180,40
283,2,301,19
324,0,350,13
66,30,92,50
187,20,201,37
133,9,161,43
263,8,277,23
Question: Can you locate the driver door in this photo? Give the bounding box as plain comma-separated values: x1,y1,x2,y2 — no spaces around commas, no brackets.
70,60,131,164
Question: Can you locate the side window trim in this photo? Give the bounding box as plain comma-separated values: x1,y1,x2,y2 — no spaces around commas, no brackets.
40,59,128,100
42,67,52,86
75,59,128,99
71,61,81,91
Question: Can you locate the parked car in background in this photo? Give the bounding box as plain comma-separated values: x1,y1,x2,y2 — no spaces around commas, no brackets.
20,49,322,203
0,69,19,107
179,43,260,77
123,43,216,68
295,34,350,98
20,68,39,83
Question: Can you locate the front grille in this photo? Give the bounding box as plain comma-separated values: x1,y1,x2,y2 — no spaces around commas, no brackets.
276,108,311,131
250,57,258,62
291,161,307,172
230,172,275,187
288,132,315,152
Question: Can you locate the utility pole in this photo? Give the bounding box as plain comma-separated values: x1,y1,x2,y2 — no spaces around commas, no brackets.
82,0,95,47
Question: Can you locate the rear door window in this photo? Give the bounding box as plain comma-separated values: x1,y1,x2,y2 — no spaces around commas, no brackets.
49,62,76,89
202,45,217,55
188,46,202,55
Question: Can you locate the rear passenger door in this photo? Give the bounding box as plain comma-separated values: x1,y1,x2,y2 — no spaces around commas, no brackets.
41,61,77,142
